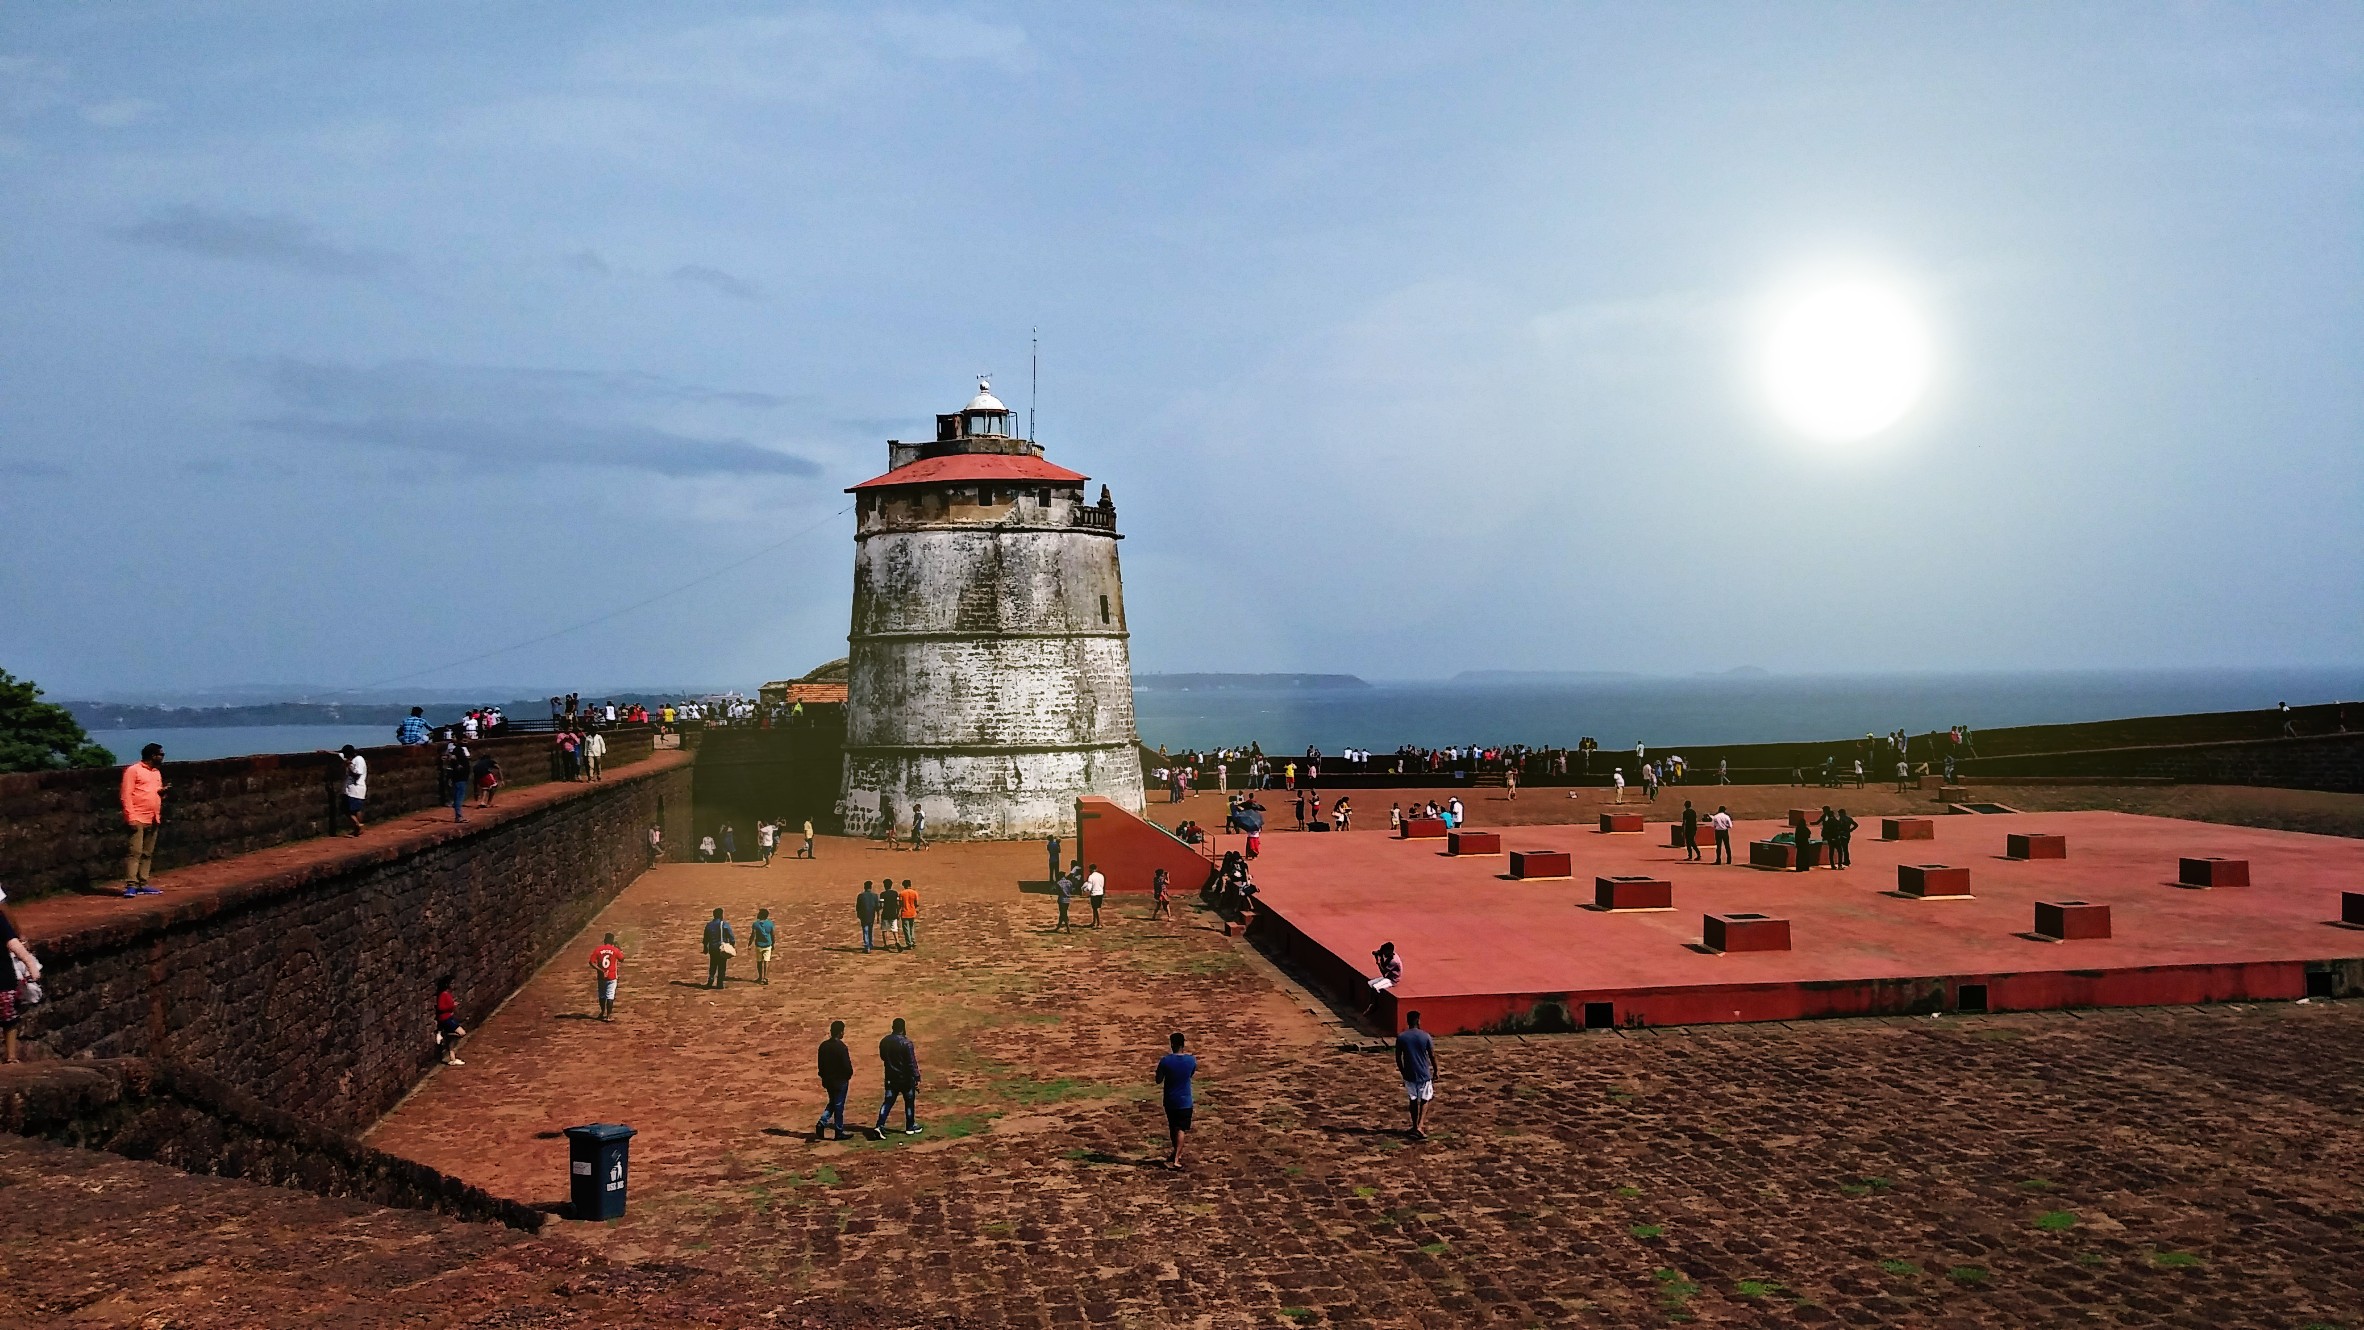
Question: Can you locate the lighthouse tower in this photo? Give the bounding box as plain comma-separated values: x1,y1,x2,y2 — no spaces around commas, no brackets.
838,379,1145,840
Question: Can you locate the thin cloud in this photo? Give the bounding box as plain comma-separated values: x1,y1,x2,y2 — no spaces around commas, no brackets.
670,263,762,300
81,97,158,127
563,249,611,275
246,357,817,478
111,205,404,277
250,415,819,478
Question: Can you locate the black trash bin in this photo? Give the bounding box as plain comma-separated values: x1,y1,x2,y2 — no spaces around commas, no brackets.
564,1122,636,1220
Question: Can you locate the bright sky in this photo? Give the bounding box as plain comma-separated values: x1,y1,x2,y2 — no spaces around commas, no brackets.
3,5,2359,694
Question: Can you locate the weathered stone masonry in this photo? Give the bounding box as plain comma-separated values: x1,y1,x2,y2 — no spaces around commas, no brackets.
839,383,1145,840
24,754,692,1131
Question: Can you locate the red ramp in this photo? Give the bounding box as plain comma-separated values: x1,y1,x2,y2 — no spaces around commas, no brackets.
1074,796,1213,894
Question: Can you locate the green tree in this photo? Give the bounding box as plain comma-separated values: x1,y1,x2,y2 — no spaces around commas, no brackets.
0,669,116,773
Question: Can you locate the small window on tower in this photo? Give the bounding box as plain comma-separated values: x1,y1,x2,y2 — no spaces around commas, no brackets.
1037,488,1051,506
1099,594,1111,624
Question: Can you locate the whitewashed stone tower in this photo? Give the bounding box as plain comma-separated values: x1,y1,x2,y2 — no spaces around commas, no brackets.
838,380,1145,840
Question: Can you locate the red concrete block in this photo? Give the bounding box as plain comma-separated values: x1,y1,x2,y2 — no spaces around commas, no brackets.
1510,850,1573,880
1898,864,1972,898
1703,912,1791,953
2034,900,2111,941
1448,830,1502,856
1749,839,1829,870
2007,833,2067,860
1881,817,1935,841
1400,817,1448,840
2178,856,2249,888
1664,823,1704,848
2346,892,2364,926
1598,813,1644,834
1595,875,1672,911
1788,809,1815,829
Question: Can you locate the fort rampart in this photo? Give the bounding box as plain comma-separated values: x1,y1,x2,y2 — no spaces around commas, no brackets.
0,726,654,902
15,750,691,1130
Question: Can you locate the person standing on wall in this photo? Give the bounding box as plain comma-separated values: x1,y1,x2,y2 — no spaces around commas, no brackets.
1155,1031,1196,1171
1711,806,1733,865
814,1020,854,1141
119,743,168,897
751,907,776,984
856,881,882,953
443,739,472,824
589,933,623,1020
871,1017,922,1138
335,744,368,837
702,908,734,988
583,726,607,782
1085,864,1105,927
897,879,920,950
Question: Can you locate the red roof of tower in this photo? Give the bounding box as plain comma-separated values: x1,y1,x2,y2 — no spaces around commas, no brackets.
846,453,1088,492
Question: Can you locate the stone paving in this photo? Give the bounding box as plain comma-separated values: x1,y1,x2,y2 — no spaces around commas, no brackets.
362,833,2364,1329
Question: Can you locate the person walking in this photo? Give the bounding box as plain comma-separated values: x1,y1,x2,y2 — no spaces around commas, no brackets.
702,908,735,988
336,744,368,837
435,976,467,1066
1711,806,1734,865
897,879,919,950
1395,1010,1437,1140
647,824,663,867
120,742,168,896
1681,800,1701,862
814,1020,854,1141
871,1018,922,1137
443,741,472,823
473,752,502,807
751,907,776,984
1643,763,1659,802
589,932,623,1020
1151,866,1172,920
798,818,816,859
908,806,927,851
1155,1031,1196,1171
857,881,882,953
758,821,778,866
1085,863,1105,927
1612,767,1626,803
1054,867,1074,932
719,824,737,864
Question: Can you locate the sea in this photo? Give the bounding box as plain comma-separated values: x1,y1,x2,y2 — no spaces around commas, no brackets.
1129,667,2364,754
72,668,2362,764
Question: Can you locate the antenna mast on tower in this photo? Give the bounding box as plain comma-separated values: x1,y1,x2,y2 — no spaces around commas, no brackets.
1029,327,1038,442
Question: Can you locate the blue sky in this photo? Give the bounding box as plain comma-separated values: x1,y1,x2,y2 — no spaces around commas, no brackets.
2,4,2358,695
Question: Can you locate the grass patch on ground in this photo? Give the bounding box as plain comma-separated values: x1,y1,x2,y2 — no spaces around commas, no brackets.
1839,1177,1892,1197
2034,1210,2078,1232
2075,1252,2109,1267
1734,1280,1784,1298
1418,1240,1450,1256
1877,1259,1919,1276
1614,1185,1643,1198
1948,1266,1990,1286
1630,1223,1666,1239
2018,1177,2055,1191
1281,1309,1316,1324
2150,1250,2202,1269
993,1074,1119,1106
1653,1269,1700,1314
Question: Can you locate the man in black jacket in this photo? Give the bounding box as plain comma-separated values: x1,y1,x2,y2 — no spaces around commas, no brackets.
815,1020,854,1141
871,1017,922,1138
856,882,882,954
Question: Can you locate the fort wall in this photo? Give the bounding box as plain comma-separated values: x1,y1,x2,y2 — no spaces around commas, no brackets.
15,752,691,1130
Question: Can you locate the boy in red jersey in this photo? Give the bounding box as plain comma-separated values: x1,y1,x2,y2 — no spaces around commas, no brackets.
589,932,624,1021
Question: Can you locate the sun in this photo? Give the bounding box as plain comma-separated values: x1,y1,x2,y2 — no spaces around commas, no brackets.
1761,279,1932,443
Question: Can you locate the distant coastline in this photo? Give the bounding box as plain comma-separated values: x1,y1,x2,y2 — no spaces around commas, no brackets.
1133,673,1370,692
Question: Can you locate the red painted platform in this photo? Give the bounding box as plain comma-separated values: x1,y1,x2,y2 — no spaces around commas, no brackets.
1244,811,2364,1034
1447,830,1502,856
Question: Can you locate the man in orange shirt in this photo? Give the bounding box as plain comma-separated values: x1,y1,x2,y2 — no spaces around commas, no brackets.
897,879,919,951
119,743,167,896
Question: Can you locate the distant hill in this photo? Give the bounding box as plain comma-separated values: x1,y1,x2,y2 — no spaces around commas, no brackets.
1451,670,1640,684
1134,673,1370,691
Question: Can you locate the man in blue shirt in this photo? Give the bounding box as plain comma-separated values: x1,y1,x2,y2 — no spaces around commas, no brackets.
1394,1010,1437,1140
1155,1031,1197,1171
701,908,734,989
396,707,429,745
750,908,776,985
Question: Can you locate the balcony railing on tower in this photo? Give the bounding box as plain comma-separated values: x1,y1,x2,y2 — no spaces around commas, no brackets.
1070,506,1115,531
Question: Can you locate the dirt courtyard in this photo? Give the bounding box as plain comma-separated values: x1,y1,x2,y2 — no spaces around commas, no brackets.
351,805,2364,1329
